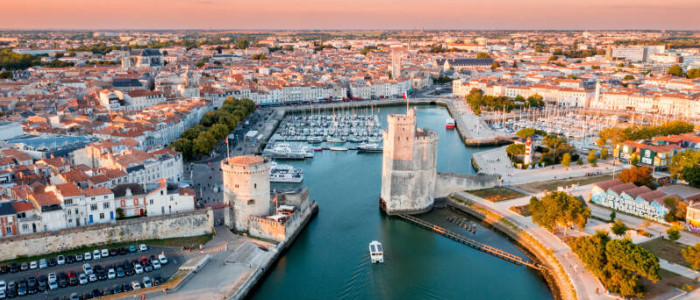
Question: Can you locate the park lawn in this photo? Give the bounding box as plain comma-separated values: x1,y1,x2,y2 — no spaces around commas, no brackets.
509,204,531,217
640,269,697,299
515,174,610,193
639,238,690,268
467,187,526,202
0,234,213,265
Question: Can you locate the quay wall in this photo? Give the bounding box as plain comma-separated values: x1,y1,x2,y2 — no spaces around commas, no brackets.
0,209,215,261
435,172,500,198
229,200,318,300
446,196,577,300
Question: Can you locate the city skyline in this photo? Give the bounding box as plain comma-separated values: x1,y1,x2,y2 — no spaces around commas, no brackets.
1,0,699,30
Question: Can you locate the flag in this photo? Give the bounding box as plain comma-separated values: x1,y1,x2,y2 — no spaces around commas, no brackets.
273,195,278,203
402,91,408,99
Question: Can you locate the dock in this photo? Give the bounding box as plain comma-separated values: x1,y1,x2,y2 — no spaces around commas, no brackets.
396,214,546,271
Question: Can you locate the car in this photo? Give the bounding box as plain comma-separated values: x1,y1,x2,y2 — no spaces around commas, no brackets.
37,275,47,292
5,288,15,299
66,254,76,264
0,290,5,299
26,277,37,294
0,265,7,274
94,265,104,274
152,259,161,270
118,247,128,255
134,264,143,274
30,261,38,269
108,268,116,279
39,259,47,269
152,275,163,286
92,250,101,260
101,249,109,258
158,254,168,264
83,292,93,299
89,273,98,282
67,271,78,286
16,281,26,296
48,280,58,291
91,288,103,298
0,281,5,292
6,281,16,296
9,264,19,273
69,293,79,300
48,258,57,267
125,267,135,277
75,254,83,262
139,244,148,252
142,276,152,288
112,284,123,294
143,262,153,272
131,281,141,290
20,262,28,271
83,263,93,274
97,271,107,281
78,273,88,285
129,245,137,253
57,255,66,265
102,287,113,296
57,273,68,288
123,282,133,292
109,248,118,256
116,267,125,278
84,252,92,260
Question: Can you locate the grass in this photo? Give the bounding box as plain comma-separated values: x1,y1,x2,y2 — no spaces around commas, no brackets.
509,204,531,217
640,269,697,299
466,187,526,202
640,238,690,268
0,234,214,266
515,174,610,193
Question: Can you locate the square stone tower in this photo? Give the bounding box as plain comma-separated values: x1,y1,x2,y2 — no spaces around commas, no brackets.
221,155,271,232
380,108,439,214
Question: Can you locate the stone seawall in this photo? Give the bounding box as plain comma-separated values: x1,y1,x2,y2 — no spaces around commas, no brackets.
446,197,577,300
0,209,215,261
435,172,500,198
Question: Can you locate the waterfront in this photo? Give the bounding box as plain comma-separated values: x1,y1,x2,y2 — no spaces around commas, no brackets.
252,105,553,300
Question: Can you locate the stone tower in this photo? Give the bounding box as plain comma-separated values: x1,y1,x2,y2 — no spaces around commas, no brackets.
221,155,271,232
380,108,439,214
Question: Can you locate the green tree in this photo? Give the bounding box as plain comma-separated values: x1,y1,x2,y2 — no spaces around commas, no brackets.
611,219,629,237
491,62,500,70
667,64,684,77
630,154,640,166
170,138,193,159
527,94,544,107
115,208,125,219
193,131,216,156
688,68,700,79
476,52,490,59
562,153,572,168
530,191,591,235
516,128,537,139
577,158,584,166
669,150,700,188
663,196,688,223
667,226,681,242
600,146,609,160
0,70,11,79
236,39,250,49
618,166,654,189
587,149,598,167
610,211,616,222
210,123,230,140
623,75,635,80
506,143,526,157
549,55,558,61
682,243,700,270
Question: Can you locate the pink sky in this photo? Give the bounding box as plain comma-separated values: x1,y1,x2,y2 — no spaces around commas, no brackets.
1,0,697,30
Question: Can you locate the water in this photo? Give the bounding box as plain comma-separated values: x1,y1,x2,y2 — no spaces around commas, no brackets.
252,105,553,300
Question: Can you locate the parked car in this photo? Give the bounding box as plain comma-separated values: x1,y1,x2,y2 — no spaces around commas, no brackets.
67,271,78,286
48,258,57,267
128,245,137,253
83,252,92,261
158,254,168,265
109,249,118,256
118,248,128,255
89,273,98,282
17,280,26,296
116,267,125,278
101,249,109,258
29,261,38,269
131,281,141,290
143,262,153,272
152,259,161,270
152,275,163,286
82,263,93,275
37,275,47,292
75,254,83,262
78,273,88,285
97,271,107,281
108,268,116,280
134,264,143,275
69,292,79,300
142,276,152,288
57,273,68,288
139,244,148,252
48,279,58,291
92,250,101,260
123,282,133,292
9,263,19,273
57,255,66,265
0,265,7,274
20,262,28,271
26,277,37,294
39,259,47,269
0,280,5,293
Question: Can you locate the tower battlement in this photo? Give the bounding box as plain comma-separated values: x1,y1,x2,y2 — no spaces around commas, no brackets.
221,155,272,232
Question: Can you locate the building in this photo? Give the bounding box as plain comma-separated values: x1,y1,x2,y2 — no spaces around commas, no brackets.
435,58,494,72
84,187,115,224
112,183,147,218
221,155,271,231
0,202,18,237
122,49,163,69
590,179,671,222
380,108,439,214
145,178,195,216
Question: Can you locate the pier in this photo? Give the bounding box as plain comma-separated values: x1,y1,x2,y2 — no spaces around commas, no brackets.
396,213,546,271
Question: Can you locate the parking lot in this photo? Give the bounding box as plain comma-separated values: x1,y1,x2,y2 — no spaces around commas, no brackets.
0,245,184,299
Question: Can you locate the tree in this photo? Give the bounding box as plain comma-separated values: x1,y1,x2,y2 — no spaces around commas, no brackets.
610,211,616,222
170,138,193,159
618,166,654,189
210,123,229,140
587,149,598,167
600,147,609,160
667,226,681,242
667,65,684,77
0,70,11,79
688,68,700,79
549,55,559,61
682,243,700,270
512,61,518,68
669,150,700,188
530,191,591,235
506,143,526,157
516,128,537,139
611,220,629,237
577,158,584,166
115,208,125,219
630,155,640,166
476,52,490,59
623,75,635,80
236,39,249,49
663,196,688,222
491,62,500,70
562,153,572,168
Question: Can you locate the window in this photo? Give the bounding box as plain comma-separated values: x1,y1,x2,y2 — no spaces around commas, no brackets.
254,183,257,189
90,204,98,211
75,209,79,215
65,199,73,205
103,203,109,209
247,199,255,205
91,197,96,201
149,199,154,205
99,213,105,220
67,210,71,216
5,226,11,234
235,184,239,188
22,224,28,230
104,195,109,199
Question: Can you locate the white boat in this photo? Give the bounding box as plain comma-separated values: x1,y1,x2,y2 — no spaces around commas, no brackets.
369,241,384,263
445,117,456,129
357,143,383,153
330,146,348,151
269,161,304,183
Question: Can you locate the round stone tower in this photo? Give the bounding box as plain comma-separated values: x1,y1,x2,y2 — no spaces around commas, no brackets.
221,155,271,232
380,108,439,214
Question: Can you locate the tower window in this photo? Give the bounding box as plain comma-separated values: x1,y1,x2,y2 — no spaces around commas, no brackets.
247,199,255,205
254,183,257,189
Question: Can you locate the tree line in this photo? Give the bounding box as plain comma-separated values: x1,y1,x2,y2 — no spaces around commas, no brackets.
170,97,256,160
465,88,544,115
597,120,695,146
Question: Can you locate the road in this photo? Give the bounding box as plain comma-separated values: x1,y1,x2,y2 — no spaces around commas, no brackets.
0,246,183,299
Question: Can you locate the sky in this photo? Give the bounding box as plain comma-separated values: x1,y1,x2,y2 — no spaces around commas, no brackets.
0,0,697,30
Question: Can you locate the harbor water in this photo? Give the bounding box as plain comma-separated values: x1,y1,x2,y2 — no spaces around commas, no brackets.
252,105,553,300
